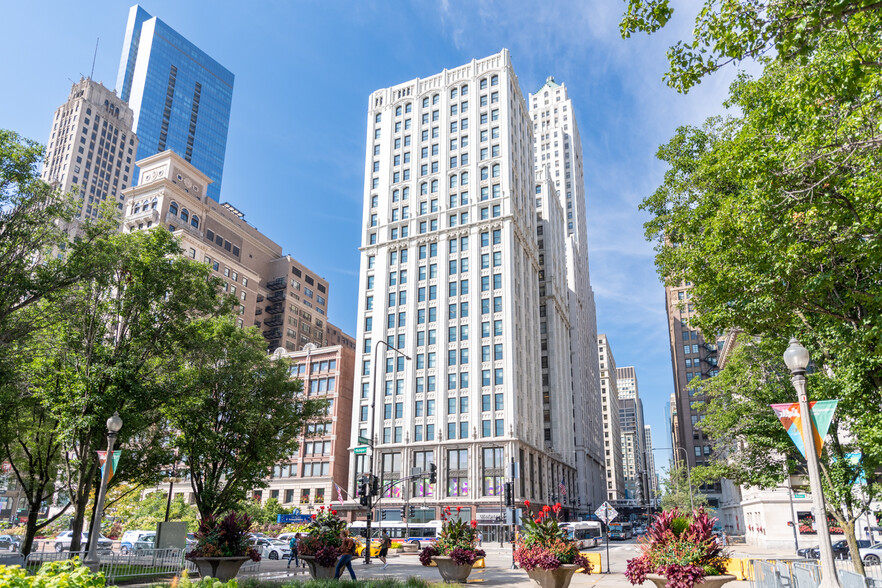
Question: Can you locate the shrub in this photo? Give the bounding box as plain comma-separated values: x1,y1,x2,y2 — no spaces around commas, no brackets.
0,557,105,587
513,501,591,573
418,506,485,566
186,511,261,562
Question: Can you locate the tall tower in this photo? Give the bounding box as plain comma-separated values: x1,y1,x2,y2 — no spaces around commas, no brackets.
41,78,138,224
350,50,580,532
616,366,647,505
116,5,234,201
665,282,725,507
598,335,625,501
528,77,605,513
643,425,659,506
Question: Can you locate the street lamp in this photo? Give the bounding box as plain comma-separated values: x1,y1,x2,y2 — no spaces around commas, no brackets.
86,411,122,569
783,338,841,588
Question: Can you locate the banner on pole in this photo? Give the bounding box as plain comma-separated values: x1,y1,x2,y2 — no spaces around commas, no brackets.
97,450,121,481
770,400,838,458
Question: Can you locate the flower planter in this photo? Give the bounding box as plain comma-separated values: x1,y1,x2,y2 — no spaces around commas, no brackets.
190,556,250,582
526,564,580,588
300,555,340,580
402,542,419,553
646,573,737,588
432,556,474,583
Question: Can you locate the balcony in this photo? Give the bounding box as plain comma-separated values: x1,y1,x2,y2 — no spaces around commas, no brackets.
263,316,283,327
254,308,263,316
265,303,284,315
266,339,281,351
256,294,265,303
266,278,286,291
263,328,282,340
253,321,261,329
267,291,286,303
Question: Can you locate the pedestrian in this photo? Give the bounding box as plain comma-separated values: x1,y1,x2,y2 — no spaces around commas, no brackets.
334,530,357,580
721,531,728,547
477,531,483,547
378,530,391,570
287,533,300,569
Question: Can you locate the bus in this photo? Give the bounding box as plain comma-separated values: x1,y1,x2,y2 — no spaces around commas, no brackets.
561,521,603,548
348,520,443,548
608,521,633,540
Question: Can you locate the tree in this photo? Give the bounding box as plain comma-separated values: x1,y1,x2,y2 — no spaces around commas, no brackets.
620,0,882,92
163,317,325,520
33,227,228,552
659,460,710,512
695,336,879,574
111,485,199,533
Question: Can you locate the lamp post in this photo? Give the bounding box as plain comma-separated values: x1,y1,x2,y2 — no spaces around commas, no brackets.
365,340,410,564
783,338,841,588
85,411,122,569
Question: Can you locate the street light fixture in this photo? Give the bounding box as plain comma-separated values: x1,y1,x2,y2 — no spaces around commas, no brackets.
783,338,841,588
85,411,122,569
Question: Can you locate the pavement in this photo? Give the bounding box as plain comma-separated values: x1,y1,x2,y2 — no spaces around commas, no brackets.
238,540,794,587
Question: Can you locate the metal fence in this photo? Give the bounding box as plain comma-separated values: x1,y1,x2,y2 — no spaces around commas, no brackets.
749,558,881,588
24,548,188,583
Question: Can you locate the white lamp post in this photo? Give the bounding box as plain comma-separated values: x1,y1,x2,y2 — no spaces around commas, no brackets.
783,338,840,588
85,411,122,569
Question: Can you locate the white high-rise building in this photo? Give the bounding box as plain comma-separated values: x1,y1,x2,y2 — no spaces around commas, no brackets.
529,77,605,514
598,334,626,501
41,78,138,226
617,366,647,505
350,50,581,537
643,425,659,506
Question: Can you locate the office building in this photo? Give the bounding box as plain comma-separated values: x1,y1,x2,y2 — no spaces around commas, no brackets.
643,425,659,506
617,366,646,504
41,78,138,225
528,77,605,513
349,50,582,540
116,5,234,201
326,322,357,351
121,150,328,352
598,335,625,502
665,282,725,507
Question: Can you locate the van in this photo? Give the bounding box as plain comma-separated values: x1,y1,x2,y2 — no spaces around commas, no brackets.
120,530,154,554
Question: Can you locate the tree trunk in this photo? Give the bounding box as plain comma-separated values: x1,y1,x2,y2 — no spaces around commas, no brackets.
21,498,43,556
69,460,96,554
842,519,866,576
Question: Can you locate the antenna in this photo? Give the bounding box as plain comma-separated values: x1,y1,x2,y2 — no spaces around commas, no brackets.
89,37,99,80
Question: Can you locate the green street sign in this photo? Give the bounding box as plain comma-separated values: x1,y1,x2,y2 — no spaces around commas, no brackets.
353,446,368,455
358,436,371,446
794,493,806,498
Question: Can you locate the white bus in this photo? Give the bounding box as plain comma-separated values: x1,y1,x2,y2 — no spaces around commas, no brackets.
561,522,603,548
609,521,633,540
348,520,443,547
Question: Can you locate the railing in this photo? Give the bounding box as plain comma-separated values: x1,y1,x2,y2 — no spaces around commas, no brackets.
25,549,188,583
749,558,880,588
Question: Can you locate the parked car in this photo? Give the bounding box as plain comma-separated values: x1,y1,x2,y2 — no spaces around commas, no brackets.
53,531,113,553
859,542,882,566
120,530,154,554
797,546,819,559
254,538,290,560
132,533,157,554
0,535,22,552
806,540,871,560
186,533,197,550
354,538,382,558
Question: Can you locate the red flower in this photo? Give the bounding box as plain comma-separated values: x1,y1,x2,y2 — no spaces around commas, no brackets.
524,500,531,508
534,517,542,524
543,505,551,513
457,506,462,512
470,520,478,529
552,503,562,513
311,514,316,519
331,510,337,515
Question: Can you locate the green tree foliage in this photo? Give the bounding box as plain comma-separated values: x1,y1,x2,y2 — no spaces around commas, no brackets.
696,337,878,574
660,461,710,512
31,227,228,552
620,0,882,92
235,496,293,527
111,485,199,533
163,317,325,520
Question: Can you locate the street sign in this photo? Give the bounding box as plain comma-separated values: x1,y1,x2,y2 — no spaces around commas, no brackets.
277,513,312,524
353,446,368,455
595,501,618,525
794,493,806,498
358,436,371,446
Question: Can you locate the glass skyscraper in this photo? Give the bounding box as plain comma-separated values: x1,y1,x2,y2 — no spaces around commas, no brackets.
116,5,234,201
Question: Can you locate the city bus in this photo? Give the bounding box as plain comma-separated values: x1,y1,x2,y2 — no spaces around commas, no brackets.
348,520,443,548
608,521,633,540
561,521,603,548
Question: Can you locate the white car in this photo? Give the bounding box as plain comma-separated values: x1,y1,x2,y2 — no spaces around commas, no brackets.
859,542,882,566
255,538,291,560
120,530,154,554
54,531,113,553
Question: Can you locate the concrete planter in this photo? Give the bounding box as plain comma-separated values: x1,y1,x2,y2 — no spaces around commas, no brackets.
300,555,339,579
190,556,250,582
646,573,737,588
401,542,419,553
525,564,580,588
432,556,474,583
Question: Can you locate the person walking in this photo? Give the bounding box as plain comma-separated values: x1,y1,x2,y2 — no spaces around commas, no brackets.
334,530,357,580
477,531,483,547
287,533,300,569
378,530,391,570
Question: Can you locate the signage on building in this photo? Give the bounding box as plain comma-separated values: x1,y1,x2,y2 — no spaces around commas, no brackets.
277,513,312,524
357,436,371,446
353,446,368,455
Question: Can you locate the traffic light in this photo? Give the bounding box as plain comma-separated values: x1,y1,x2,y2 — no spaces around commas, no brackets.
400,507,406,519
409,505,415,518
504,481,513,507
429,463,437,484
357,475,367,497
381,510,387,520
370,475,379,497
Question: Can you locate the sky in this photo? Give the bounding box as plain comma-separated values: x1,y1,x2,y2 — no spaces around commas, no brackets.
1,0,746,484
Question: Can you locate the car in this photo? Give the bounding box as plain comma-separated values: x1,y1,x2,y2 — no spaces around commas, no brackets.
0,535,22,552
53,531,113,553
120,530,154,554
806,540,871,560
859,542,882,566
254,538,290,560
186,533,197,550
354,538,382,558
797,546,818,559
132,533,157,554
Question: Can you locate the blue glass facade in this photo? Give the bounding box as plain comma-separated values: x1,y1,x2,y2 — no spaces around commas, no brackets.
116,5,234,201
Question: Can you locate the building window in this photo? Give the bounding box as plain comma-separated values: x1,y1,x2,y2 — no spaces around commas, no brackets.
447,449,468,497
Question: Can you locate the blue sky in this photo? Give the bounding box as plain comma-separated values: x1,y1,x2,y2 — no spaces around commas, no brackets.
1,1,744,482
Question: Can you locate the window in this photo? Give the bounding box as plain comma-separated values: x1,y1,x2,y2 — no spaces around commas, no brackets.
447,449,469,496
